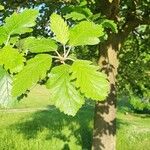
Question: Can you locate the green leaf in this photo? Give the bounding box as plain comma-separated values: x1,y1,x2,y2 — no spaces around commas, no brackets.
79,0,87,6
19,37,58,53
69,21,104,46
0,27,8,45
0,9,38,45
4,9,38,35
0,5,4,11
65,12,86,21
90,13,101,21
9,36,19,45
0,46,25,73
50,13,69,45
0,70,14,107
101,19,118,33
0,66,5,80
71,60,109,101
46,64,84,116
81,7,93,17
12,54,52,97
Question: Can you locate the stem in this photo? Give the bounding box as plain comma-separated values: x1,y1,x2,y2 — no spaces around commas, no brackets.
61,61,65,64
65,46,72,58
66,57,75,61
53,46,73,63
5,35,10,46
51,56,60,59
55,50,61,57
63,45,66,56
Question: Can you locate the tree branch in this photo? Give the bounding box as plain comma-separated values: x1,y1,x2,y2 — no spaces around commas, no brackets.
94,0,120,20
119,14,150,43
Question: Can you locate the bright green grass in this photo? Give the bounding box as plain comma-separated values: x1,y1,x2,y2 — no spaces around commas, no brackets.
0,86,94,150
0,86,150,150
117,112,150,150
13,85,51,109
0,107,94,150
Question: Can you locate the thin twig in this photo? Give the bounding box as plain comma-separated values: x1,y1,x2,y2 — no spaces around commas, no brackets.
51,55,60,59
55,50,61,57
66,57,75,61
5,35,10,46
63,45,66,56
65,46,72,57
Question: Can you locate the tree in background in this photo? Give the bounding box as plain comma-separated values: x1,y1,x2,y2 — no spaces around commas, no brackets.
118,25,150,113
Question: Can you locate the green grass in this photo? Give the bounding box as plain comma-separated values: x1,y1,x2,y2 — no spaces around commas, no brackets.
0,86,94,150
0,86,150,150
0,107,94,150
117,112,150,150
13,85,51,109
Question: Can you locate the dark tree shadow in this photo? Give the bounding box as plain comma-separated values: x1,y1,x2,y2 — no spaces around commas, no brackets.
92,83,117,149
92,39,119,149
9,104,94,150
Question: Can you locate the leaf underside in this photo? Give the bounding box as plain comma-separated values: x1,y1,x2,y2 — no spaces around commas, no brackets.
46,64,84,116
0,68,14,107
65,12,86,21
50,13,69,45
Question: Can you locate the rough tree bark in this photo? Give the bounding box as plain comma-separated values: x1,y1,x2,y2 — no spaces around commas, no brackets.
92,35,120,150
92,31,126,150
92,1,120,149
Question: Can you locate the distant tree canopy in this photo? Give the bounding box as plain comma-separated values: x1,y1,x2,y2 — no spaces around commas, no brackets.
118,25,150,99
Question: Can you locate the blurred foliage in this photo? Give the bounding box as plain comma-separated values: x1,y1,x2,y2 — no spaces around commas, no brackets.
129,96,150,113
118,25,150,98
117,25,150,112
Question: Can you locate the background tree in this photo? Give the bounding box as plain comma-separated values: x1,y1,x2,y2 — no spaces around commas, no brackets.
118,25,150,113
91,0,149,149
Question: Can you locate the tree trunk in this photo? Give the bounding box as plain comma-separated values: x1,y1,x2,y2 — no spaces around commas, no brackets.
91,0,147,149
92,1,120,148
92,37,119,150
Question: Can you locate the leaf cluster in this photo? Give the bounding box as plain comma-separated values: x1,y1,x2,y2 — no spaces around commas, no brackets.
0,9,110,116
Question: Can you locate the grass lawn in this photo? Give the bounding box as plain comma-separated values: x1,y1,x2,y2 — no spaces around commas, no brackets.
0,86,150,150
117,112,150,150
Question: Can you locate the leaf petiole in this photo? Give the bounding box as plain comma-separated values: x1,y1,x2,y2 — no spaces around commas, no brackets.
5,35,10,46
65,46,72,58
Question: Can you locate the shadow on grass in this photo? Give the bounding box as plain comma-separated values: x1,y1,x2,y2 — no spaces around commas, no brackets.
10,104,94,150
116,118,130,129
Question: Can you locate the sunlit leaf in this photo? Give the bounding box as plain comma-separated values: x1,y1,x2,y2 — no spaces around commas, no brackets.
0,46,25,73
12,54,52,96
50,13,69,45
4,9,38,35
69,21,104,46
19,37,58,53
46,64,84,116
71,60,109,101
